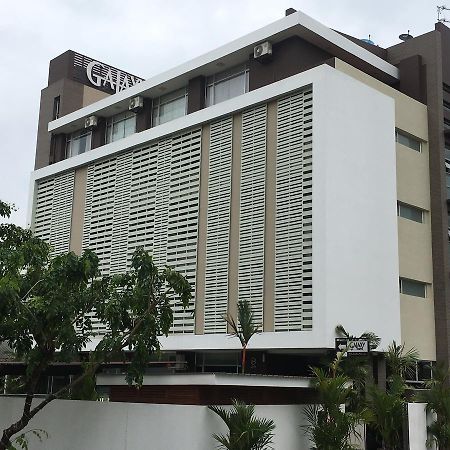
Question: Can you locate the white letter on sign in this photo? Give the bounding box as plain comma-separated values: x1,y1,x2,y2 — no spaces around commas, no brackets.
86,61,105,87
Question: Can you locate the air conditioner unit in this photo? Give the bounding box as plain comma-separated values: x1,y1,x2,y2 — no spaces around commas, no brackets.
129,96,144,111
84,115,98,129
253,41,272,60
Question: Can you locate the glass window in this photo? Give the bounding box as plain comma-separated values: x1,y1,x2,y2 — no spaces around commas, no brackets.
53,96,60,120
152,88,187,126
66,129,92,158
397,202,424,223
206,64,249,106
399,278,427,298
105,111,136,144
396,130,421,152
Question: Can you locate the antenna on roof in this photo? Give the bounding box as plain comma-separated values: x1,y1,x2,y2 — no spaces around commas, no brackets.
399,30,413,41
437,5,450,23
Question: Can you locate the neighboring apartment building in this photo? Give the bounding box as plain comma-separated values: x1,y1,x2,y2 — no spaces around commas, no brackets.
15,9,450,402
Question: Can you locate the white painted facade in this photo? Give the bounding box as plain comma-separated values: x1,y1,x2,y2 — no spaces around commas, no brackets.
30,64,401,351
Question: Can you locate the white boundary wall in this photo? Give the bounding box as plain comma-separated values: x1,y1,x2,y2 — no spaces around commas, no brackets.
0,397,311,450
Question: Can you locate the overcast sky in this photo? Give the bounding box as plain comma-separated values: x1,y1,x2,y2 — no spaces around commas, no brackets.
0,0,442,225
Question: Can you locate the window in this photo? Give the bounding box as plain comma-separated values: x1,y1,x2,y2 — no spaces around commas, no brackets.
447,173,450,199
105,111,136,143
395,130,421,152
206,64,249,106
52,96,60,120
152,88,187,126
444,100,450,114
399,278,427,298
405,360,435,385
397,202,424,223
65,130,91,157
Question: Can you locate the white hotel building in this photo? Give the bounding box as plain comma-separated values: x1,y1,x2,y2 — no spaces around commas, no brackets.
21,8,450,404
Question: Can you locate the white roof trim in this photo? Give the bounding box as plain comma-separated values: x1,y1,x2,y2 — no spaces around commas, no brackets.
48,10,398,134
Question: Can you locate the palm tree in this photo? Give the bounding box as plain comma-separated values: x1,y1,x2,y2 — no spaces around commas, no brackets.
420,364,450,449
335,325,381,413
365,375,406,450
208,399,275,450
224,300,261,374
364,341,419,450
304,353,364,450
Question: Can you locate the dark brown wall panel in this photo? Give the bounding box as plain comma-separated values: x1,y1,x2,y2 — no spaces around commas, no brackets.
35,79,84,169
249,36,332,91
396,55,426,104
388,30,450,367
91,118,106,150
135,98,153,132
187,76,206,114
109,384,318,405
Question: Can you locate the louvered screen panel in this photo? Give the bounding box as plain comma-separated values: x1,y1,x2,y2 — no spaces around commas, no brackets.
33,178,55,244
204,118,233,333
167,129,202,334
81,130,202,336
275,89,313,331
82,159,117,335
152,139,171,267
110,153,132,274
239,105,267,325
83,158,117,276
127,144,158,265
33,172,74,256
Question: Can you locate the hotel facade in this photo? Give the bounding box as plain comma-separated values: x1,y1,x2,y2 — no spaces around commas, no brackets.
22,9,450,400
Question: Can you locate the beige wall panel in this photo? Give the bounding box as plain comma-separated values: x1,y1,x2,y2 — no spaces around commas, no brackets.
335,59,428,139
398,220,433,282
69,166,88,255
401,295,436,360
82,86,110,107
396,144,430,210
263,102,277,331
227,114,242,327
195,125,210,335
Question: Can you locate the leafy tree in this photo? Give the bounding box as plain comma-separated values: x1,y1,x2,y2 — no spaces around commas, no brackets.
209,399,275,450
304,352,364,450
420,364,450,449
224,300,260,374
0,199,192,449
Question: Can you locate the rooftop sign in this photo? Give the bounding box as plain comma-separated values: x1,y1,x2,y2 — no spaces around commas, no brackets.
86,60,143,94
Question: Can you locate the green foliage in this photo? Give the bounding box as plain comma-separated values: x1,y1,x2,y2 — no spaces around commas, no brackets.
335,324,381,351
420,364,450,448
304,356,363,450
209,399,275,450
0,198,192,448
6,429,48,450
385,341,419,380
365,375,406,450
335,325,382,413
363,341,418,450
69,371,98,401
224,300,260,373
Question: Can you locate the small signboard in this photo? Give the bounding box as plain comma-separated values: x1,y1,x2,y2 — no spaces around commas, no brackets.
335,338,370,356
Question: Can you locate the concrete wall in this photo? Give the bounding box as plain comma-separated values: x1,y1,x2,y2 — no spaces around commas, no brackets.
0,397,311,450
335,59,435,360
313,66,400,351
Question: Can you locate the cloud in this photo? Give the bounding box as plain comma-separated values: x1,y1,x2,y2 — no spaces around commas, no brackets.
0,0,441,225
